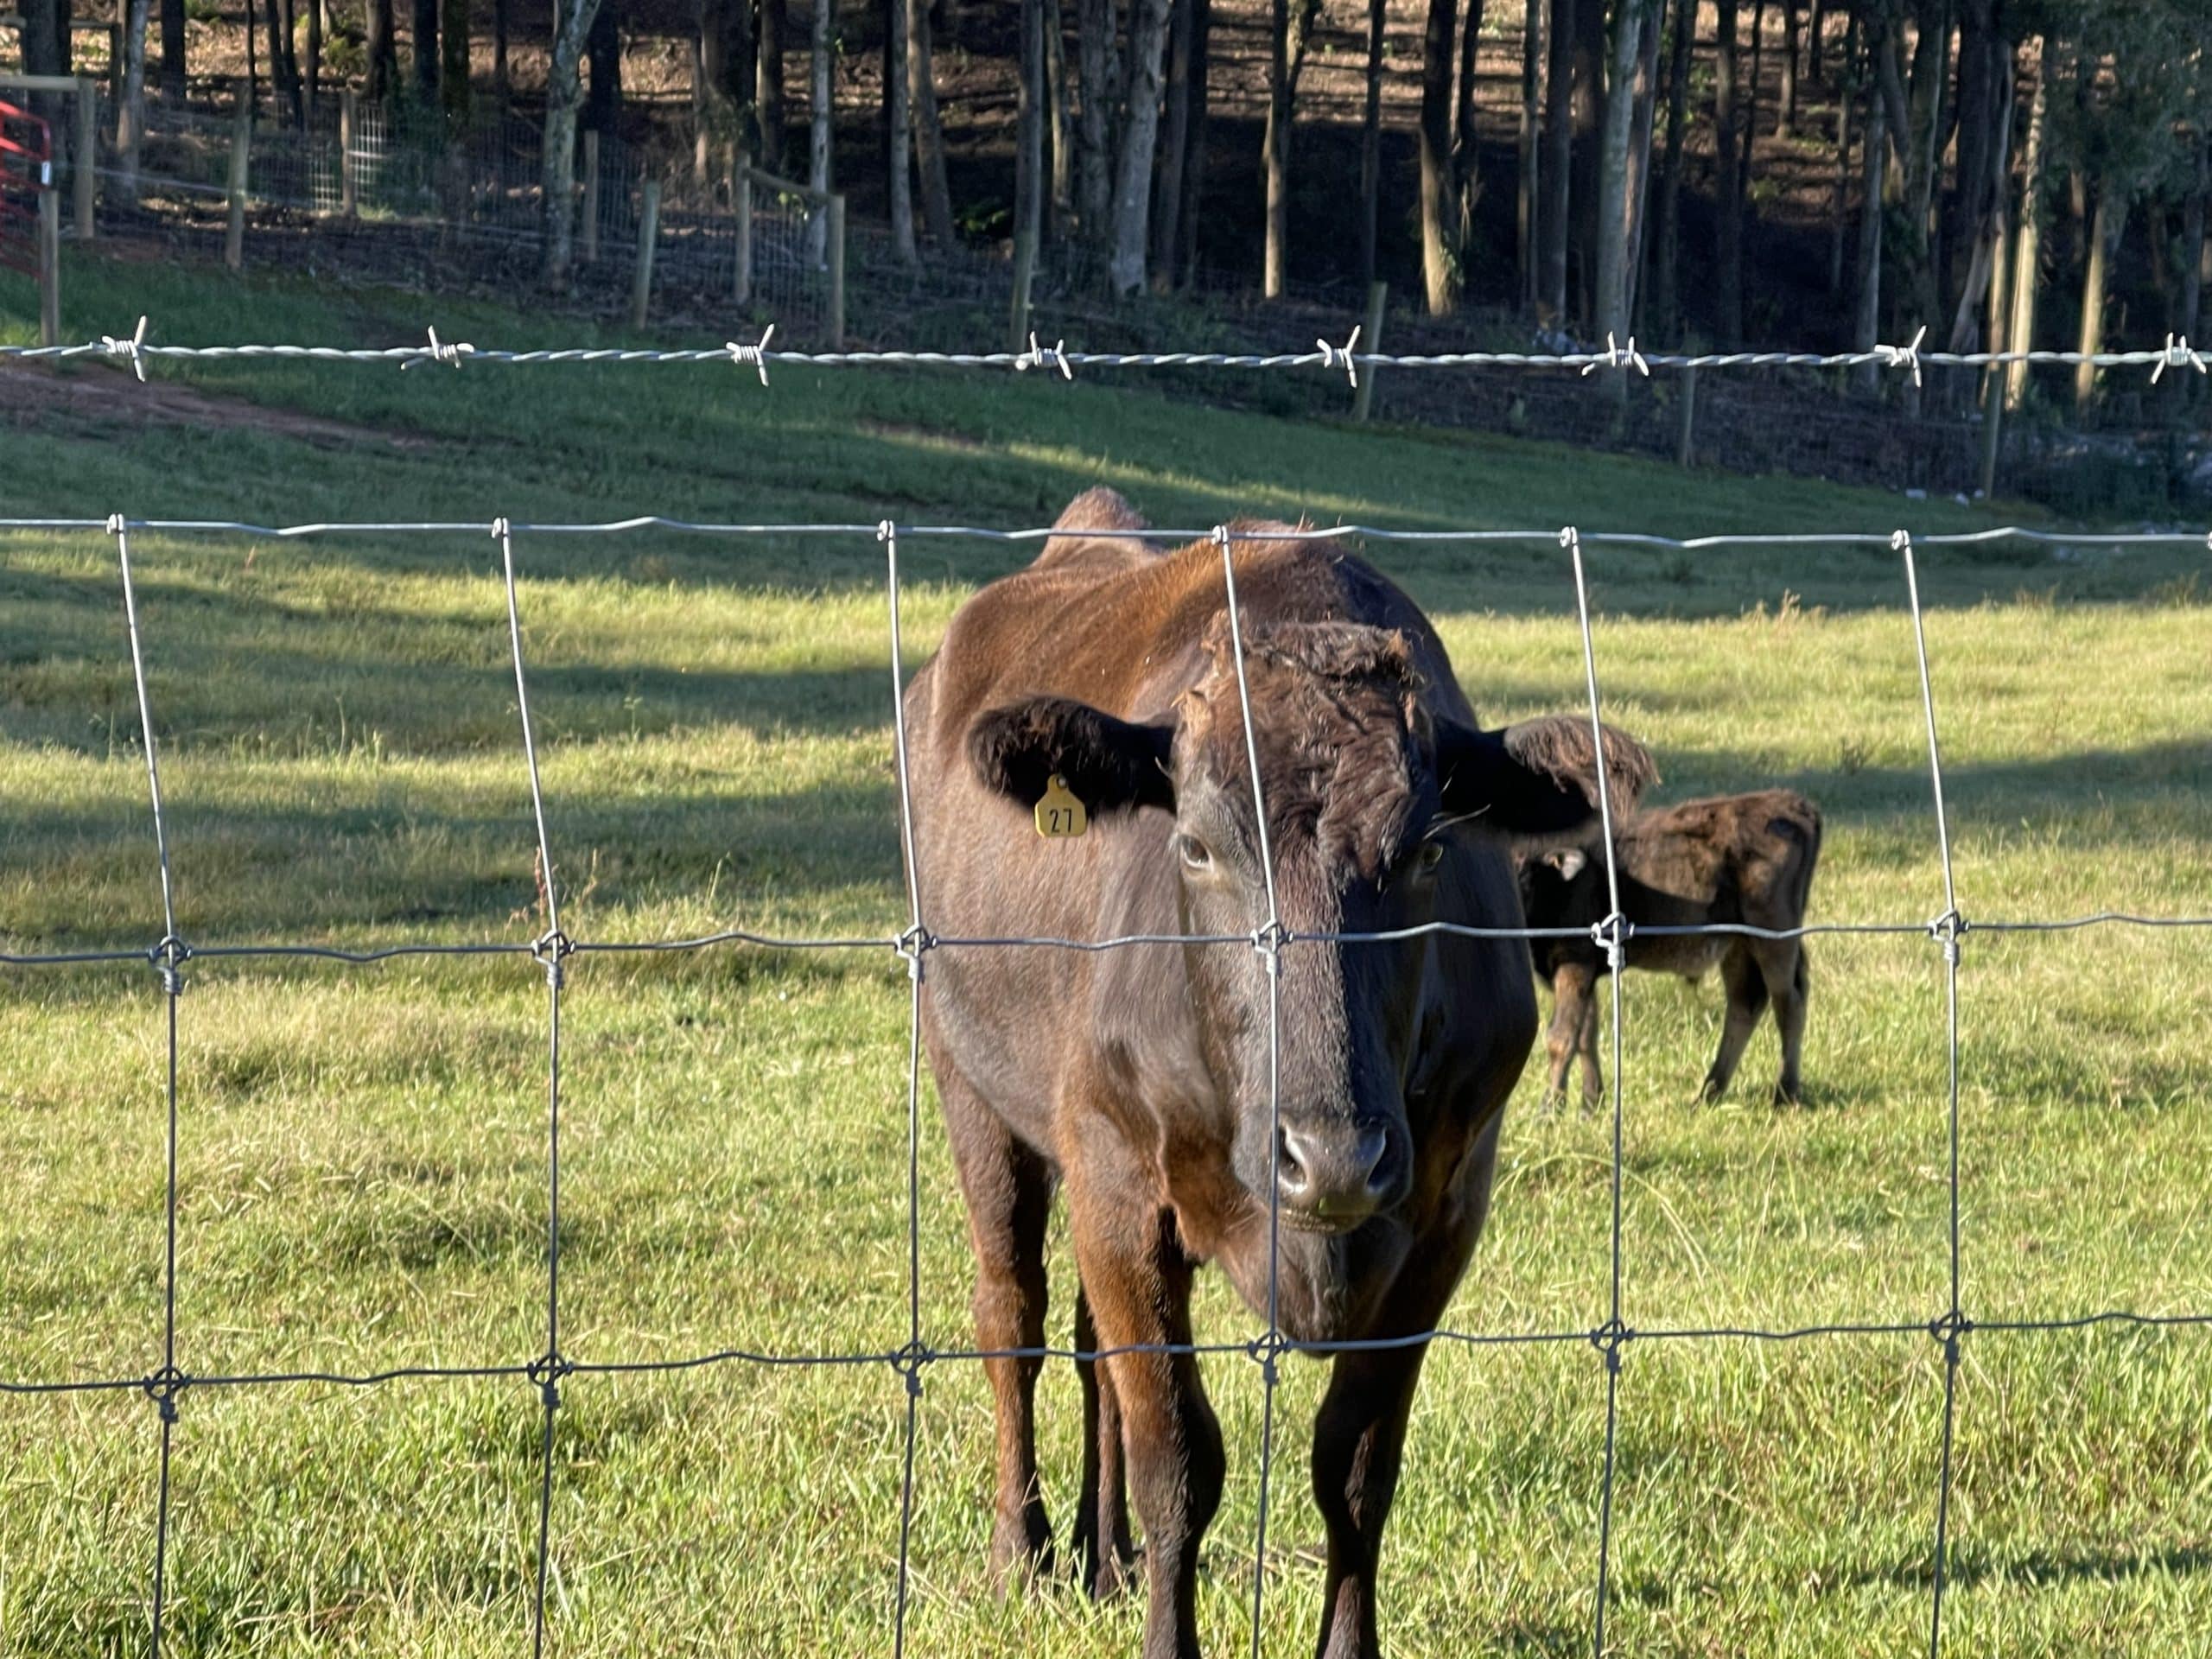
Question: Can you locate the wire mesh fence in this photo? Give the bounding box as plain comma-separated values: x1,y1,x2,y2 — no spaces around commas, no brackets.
1,340,2210,1656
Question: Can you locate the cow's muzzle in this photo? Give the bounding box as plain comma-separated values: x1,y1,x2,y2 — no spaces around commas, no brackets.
1270,1118,1408,1233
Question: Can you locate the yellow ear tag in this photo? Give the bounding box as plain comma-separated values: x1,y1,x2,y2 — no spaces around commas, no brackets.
1035,774,1089,839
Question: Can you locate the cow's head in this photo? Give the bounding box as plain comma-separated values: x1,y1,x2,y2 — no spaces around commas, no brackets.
968,613,1652,1237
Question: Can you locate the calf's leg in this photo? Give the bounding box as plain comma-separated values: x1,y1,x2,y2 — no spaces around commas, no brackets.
1700,945,1769,1102
1071,1280,1135,1599
1575,975,1605,1113
1761,940,1809,1104
1066,1160,1220,1659
941,1077,1057,1586
1542,962,1596,1112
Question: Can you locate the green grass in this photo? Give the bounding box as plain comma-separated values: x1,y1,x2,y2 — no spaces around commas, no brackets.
3,251,2211,1657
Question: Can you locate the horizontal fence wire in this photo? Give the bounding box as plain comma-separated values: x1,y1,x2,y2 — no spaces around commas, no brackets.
2,489,2209,1656
5,327,2212,384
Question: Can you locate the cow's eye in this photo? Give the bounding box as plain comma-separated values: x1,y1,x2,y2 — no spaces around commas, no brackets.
1176,834,1213,872
1418,840,1447,872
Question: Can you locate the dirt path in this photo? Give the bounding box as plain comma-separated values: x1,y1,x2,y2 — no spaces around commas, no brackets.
3,357,433,450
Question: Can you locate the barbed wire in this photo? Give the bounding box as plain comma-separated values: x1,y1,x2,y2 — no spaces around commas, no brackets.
4,321,2209,385
3,508,2209,1659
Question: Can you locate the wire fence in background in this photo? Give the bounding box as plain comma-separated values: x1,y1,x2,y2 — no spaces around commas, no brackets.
3,495,2211,1657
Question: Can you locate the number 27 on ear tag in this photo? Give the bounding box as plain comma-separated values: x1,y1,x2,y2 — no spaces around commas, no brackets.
1035,774,1089,839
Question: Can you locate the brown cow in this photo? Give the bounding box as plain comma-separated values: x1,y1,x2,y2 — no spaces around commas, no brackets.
901,489,1653,1659
1518,788,1822,1111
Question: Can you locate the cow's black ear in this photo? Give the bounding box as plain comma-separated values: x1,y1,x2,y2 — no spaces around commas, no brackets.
967,696,1178,815
1434,715,1656,837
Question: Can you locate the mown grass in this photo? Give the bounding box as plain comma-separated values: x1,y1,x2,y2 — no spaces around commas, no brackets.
3,251,2210,1656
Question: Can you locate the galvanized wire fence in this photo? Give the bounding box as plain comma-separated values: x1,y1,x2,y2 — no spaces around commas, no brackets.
1,339,2210,1658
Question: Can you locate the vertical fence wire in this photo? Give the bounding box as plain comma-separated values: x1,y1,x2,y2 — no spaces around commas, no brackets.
499,520,571,1657
112,515,186,1659
1566,527,1632,1656
881,521,932,1658
1211,525,1291,1657
1900,529,1967,1659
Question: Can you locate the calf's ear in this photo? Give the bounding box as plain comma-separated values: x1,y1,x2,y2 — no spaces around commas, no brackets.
967,696,1177,815
1435,715,1656,837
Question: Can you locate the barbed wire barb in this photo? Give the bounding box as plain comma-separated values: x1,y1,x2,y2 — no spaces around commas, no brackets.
101,315,150,382
727,323,776,385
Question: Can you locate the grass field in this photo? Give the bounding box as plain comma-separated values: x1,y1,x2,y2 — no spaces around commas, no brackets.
4,252,2211,1658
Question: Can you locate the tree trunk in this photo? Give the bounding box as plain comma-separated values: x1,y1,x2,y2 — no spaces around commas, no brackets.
269,0,302,121
887,0,915,257
759,0,786,166
586,0,621,133
414,0,438,99
1538,0,1573,321
2073,178,2120,413
1076,0,1112,247
543,0,603,288
1264,0,1289,295
1650,0,1690,335
161,0,186,95
909,0,957,244
1568,0,1604,324
1594,0,1648,345
306,0,322,118
442,0,469,131
1945,30,2012,353
1948,1,1996,315
1713,0,1742,346
117,0,152,203
494,0,509,102
1017,0,1046,249
1418,0,1459,312
1807,0,1822,79
1046,0,1074,233
1518,0,1542,308
808,0,832,264
1827,5,1853,294
1107,0,1171,292
1152,0,1192,286
2003,35,2045,411
1778,0,1797,139
1624,0,1662,328
1852,32,1885,391
1745,0,1763,149
366,0,397,98
1452,0,1485,262
1363,0,1387,289
2182,132,2208,347
1177,0,1210,283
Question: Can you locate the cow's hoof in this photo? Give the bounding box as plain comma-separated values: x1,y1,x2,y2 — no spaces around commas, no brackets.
1772,1080,1803,1109
1696,1075,1726,1104
1070,1521,1137,1601
989,1510,1054,1595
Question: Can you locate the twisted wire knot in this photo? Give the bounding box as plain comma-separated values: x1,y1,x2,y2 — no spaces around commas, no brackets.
1927,909,1966,965
1250,920,1293,964
1928,1308,1972,1362
1876,326,1928,387
1315,325,1361,388
403,326,474,370
890,1339,935,1397
143,1363,188,1421
1579,332,1649,377
527,1351,574,1409
531,929,572,987
149,934,189,995
101,315,150,382
894,925,936,981
1590,912,1630,972
1589,1318,1631,1374
726,323,776,385
1014,334,1073,380
1243,1329,1290,1388
2150,334,2208,384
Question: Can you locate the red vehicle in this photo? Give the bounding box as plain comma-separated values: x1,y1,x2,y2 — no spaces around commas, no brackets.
1,98,54,278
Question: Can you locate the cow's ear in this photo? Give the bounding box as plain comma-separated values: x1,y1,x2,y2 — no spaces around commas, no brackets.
1434,715,1656,837
967,696,1178,815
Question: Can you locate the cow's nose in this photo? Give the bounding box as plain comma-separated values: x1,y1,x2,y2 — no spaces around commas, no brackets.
1274,1121,1400,1226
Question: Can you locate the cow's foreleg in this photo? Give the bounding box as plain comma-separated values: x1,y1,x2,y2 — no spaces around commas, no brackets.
1701,944,1770,1103
943,1085,1057,1588
1542,962,1595,1112
1071,1279,1135,1599
1068,1173,1219,1659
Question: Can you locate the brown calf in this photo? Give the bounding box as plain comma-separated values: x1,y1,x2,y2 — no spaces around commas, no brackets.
1519,788,1822,1109
903,489,1652,1659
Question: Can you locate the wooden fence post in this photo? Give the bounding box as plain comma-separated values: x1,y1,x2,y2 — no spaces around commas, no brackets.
1351,280,1387,422
631,178,661,328
339,89,358,216
224,91,251,271
581,130,601,264
1675,364,1698,468
37,184,60,345
72,75,94,241
826,192,845,350
1006,227,1037,354
732,149,753,303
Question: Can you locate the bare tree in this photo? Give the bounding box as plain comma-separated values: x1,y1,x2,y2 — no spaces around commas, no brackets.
1852,21,1887,390
116,0,154,204
808,0,834,264
1714,0,1744,345
543,0,608,289
1365,0,1389,288
1452,0,1487,270
162,0,187,96
1017,0,1046,247
910,0,957,244
1419,0,1461,312
1153,0,1193,286
760,0,787,166
1176,0,1211,282
1046,0,1075,232
1779,0,1798,138
1077,0,1113,246
1649,0,1691,334
1519,0,1544,308
366,0,397,99
442,0,470,131
1595,0,1656,345
1108,0,1172,291
414,0,438,99
887,0,916,258
1539,0,1574,321
1262,0,1321,296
